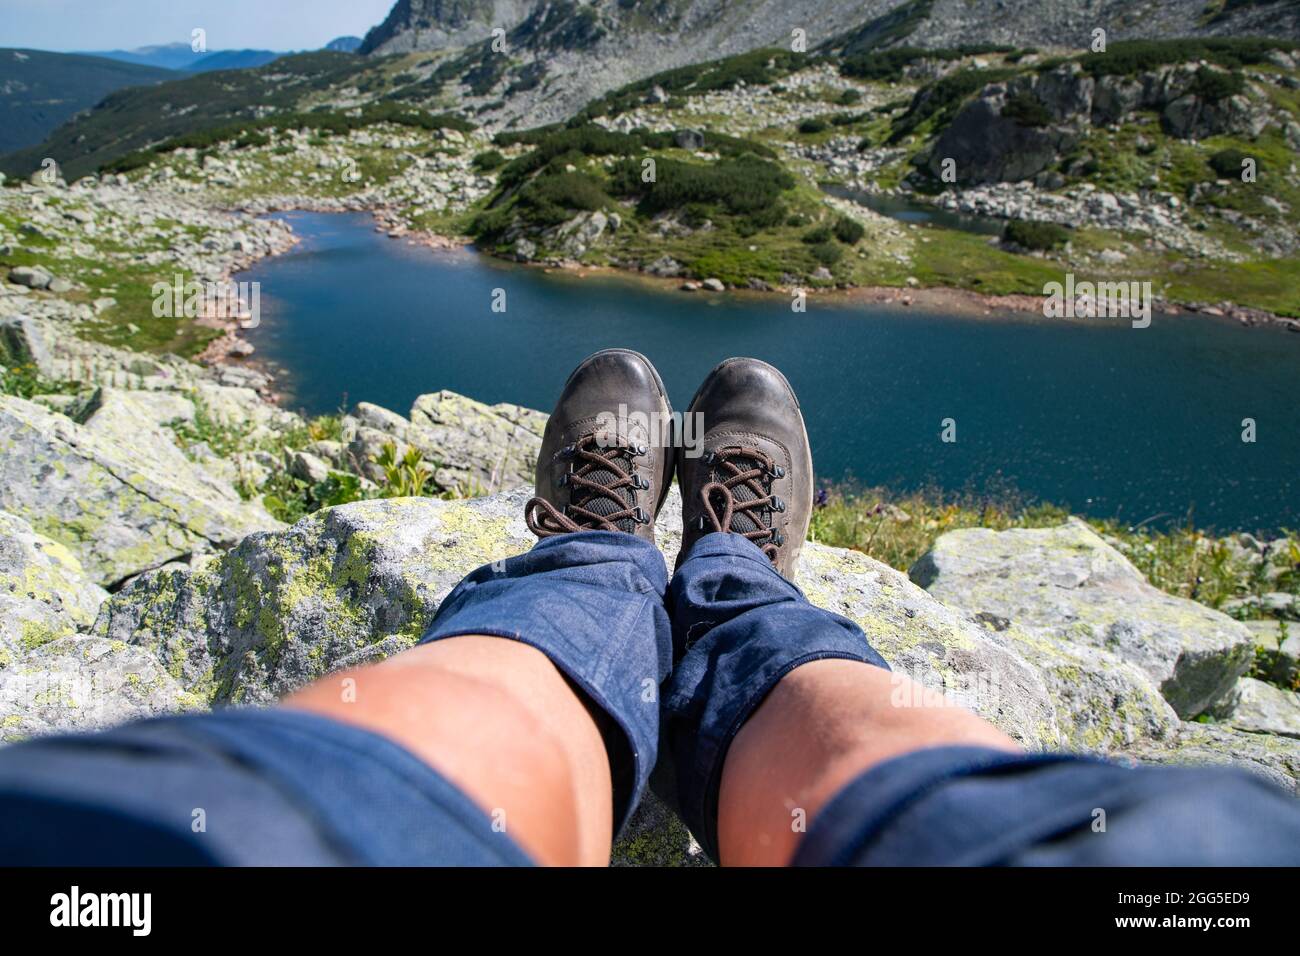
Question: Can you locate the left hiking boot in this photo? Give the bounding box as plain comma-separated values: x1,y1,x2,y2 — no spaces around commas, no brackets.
677,357,813,578
525,349,675,545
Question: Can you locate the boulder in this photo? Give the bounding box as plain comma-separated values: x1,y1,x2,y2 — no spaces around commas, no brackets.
1129,722,1300,795
0,511,107,668
0,636,197,743
0,396,280,587
406,390,545,495
927,91,1078,184
1213,677,1300,739
910,520,1254,718
8,266,53,290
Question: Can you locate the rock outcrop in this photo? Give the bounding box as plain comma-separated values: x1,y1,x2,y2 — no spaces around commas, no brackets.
0,395,281,587
909,519,1254,718
338,390,545,495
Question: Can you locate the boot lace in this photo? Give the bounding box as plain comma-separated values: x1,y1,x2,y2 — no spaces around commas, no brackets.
526,433,650,537
696,445,787,562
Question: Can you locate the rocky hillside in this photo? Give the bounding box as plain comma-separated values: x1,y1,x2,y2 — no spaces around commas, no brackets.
354,0,1300,128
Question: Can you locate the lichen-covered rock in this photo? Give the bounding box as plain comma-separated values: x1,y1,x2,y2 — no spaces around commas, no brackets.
994,622,1178,752
1128,722,1300,795
612,791,707,867
910,520,1253,718
0,395,281,587
407,390,545,494
91,488,1062,751
341,391,544,495
0,636,198,743
93,490,540,705
1213,677,1300,739
0,510,108,668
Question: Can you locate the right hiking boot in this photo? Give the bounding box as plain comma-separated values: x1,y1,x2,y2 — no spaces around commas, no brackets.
525,349,675,545
677,357,813,579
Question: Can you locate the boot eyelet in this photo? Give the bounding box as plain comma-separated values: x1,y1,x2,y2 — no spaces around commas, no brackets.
560,443,577,458
772,465,786,479
633,507,649,524
702,451,716,465
772,531,785,546
557,473,568,487
772,496,786,513
636,443,648,456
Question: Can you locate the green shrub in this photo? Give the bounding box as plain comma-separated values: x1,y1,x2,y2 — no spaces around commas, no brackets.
1001,92,1053,127
833,216,866,244
611,154,794,219
1208,148,1258,178
808,241,843,266
837,88,863,105
802,225,833,244
472,149,506,171
1003,219,1069,250
517,170,610,225
798,117,829,134
1078,38,1294,77
1190,67,1245,101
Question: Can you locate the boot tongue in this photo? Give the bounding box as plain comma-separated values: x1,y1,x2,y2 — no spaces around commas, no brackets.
576,434,638,533
717,453,766,536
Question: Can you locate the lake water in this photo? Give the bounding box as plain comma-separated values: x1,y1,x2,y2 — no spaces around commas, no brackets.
240,211,1300,532
821,184,1006,236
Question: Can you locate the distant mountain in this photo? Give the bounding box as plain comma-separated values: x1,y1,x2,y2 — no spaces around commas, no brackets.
85,42,208,71
189,50,285,72
87,43,286,73
325,36,364,53
0,48,175,154
0,52,374,180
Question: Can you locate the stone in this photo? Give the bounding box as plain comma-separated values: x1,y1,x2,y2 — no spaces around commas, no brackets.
644,256,683,278
8,266,53,290
0,636,197,743
1244,619,1299,686
0,396,280,587
289,450,333,485
0,510,107,668
1129,722,1300,795
674,129,705,151
1214,677,1300,739
910,520,1254,718
701,278,725,292
406,390,545,495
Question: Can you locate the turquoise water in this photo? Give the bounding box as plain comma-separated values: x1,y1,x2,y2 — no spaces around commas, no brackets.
240,211,1300,531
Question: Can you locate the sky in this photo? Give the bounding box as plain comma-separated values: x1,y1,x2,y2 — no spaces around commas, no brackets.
0,0,399,52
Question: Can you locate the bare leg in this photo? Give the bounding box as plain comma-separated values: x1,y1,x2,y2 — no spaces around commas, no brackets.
718,660,1020,867
286,636,612,867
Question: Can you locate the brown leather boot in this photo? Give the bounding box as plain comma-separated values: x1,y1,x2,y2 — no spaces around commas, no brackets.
677,357,813,578
526,349,675,544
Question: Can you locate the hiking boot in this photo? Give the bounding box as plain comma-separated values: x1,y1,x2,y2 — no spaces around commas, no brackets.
677,357,813,578
526,349,674,544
